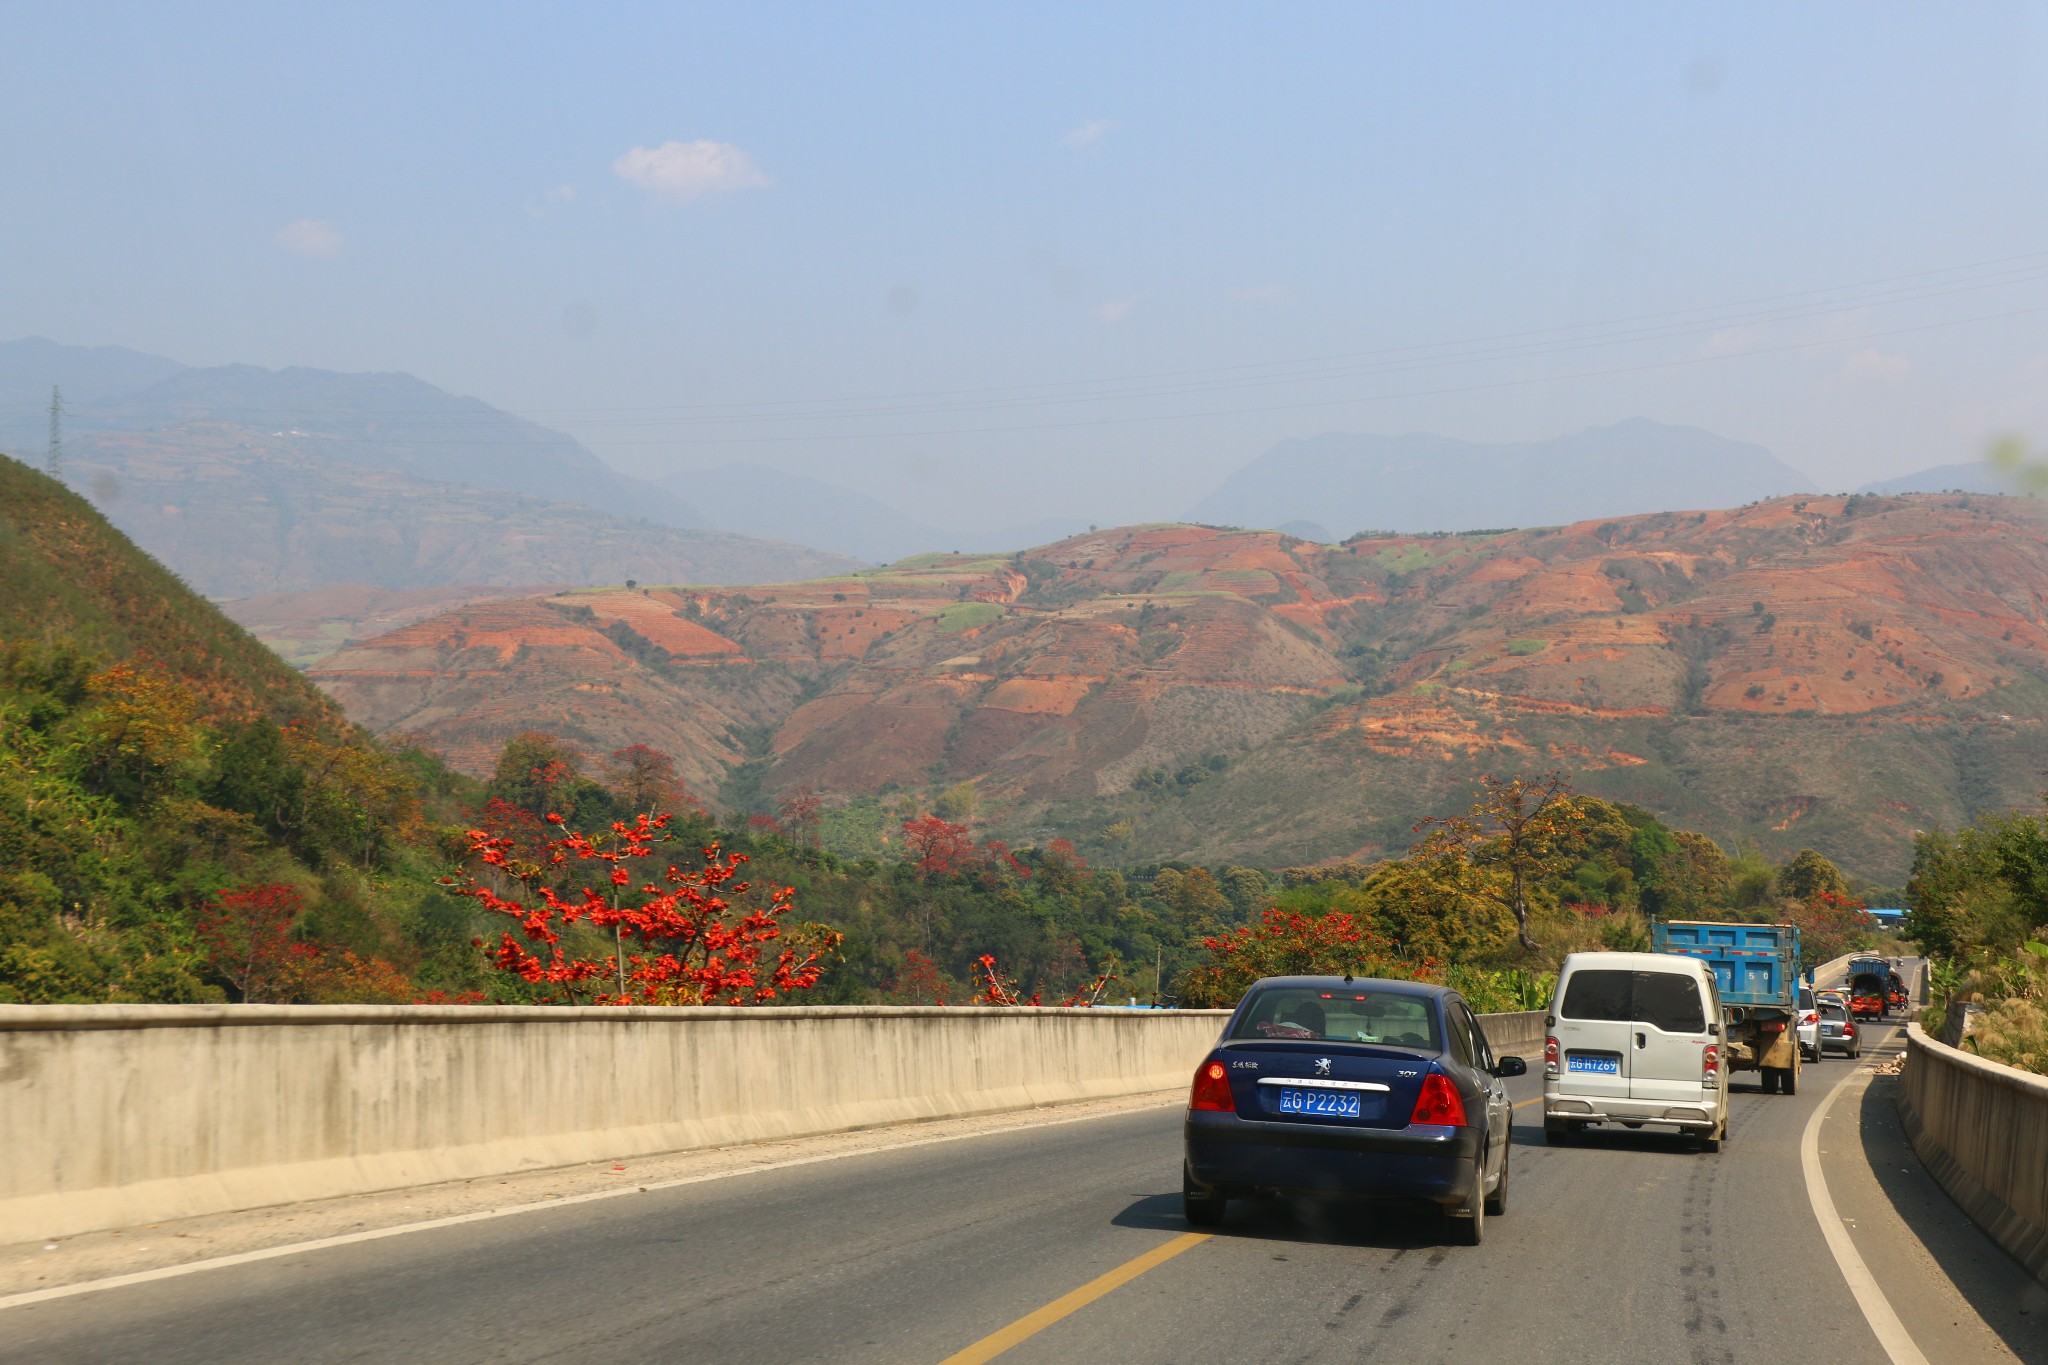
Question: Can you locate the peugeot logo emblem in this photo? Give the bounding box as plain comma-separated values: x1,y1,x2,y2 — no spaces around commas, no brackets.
1315,1057,1332,1076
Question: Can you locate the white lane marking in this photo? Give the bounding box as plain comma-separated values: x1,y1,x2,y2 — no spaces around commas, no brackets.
0,1095,1182,1314
1800,1044,1929,1365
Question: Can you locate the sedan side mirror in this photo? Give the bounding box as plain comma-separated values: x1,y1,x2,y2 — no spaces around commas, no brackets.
1492,1056,1528,1078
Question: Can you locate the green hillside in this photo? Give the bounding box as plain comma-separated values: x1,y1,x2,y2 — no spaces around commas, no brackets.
0,455,336,722
0,453,483,1003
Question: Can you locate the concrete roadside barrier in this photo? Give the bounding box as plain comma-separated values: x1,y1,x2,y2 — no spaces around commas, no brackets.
0,1004,1230,1242
1898,1021,2048,1286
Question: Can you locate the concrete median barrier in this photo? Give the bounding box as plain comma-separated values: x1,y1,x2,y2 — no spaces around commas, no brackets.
0,1001,1550,1242
1475,1010,1544,1059
0,1003,1231,1242
1898,1021,2048,1286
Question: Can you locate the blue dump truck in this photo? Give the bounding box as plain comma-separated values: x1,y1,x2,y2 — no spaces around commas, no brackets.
1652,920,1804,1096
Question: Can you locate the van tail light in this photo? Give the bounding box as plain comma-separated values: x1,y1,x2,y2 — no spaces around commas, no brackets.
1702,1043,1719,1082
1802,1012,1818,1027
1410,1072,1468,1127
1189,1060,1235,1112
1544,1036,1560,1078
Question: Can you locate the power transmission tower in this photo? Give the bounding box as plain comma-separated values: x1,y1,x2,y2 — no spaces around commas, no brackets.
46,386,63,479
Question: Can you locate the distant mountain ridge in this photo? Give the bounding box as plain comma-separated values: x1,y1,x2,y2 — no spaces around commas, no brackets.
0,338,860,598
1188,419,1817,536
1856,461,2015,496
1,338,704,530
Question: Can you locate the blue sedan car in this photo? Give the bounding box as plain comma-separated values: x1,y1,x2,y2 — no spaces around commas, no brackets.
1182,976,1524,1244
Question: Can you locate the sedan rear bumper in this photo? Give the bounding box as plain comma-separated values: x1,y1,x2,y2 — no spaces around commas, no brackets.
1184,1111,1480,1207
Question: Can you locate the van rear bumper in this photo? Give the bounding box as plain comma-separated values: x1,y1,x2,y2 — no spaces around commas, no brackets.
1544,1093,1718,1129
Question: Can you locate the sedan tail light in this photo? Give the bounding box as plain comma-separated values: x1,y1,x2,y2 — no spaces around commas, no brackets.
1189,1060,1235,1112
1843,1024,1856,1038
1409,1072,1467,1127
1544,1035,1560,1078
1702,1043,1719,1082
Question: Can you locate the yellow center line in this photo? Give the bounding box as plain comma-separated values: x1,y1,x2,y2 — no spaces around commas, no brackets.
937,1231,1212,1365
1514,1095,1543,1110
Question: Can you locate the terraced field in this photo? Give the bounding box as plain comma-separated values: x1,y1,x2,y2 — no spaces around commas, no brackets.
308,494,2048,877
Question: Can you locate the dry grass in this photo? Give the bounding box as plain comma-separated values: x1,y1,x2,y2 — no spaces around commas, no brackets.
1963,997,2048,1077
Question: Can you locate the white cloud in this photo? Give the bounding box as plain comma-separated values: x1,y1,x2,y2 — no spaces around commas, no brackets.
547,184,575,203
613,140,770,201
276,218,342,256
1064,119,1119,150
1841,348,1912,383
1229,283,1289,304
1095,294,1140,323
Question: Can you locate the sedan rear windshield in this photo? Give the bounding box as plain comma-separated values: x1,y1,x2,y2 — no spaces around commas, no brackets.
1230,987,1441,1049
1559,969,1708,1033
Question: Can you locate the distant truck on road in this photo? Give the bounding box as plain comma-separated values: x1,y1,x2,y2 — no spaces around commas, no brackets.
1652,921,1804,1095
1845,956,1903,1019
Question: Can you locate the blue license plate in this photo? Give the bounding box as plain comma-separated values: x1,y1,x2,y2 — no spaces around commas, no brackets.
1276,1087,1362,1118
1567,1054,1620,1075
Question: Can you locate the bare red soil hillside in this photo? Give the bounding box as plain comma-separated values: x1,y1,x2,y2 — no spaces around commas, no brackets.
308,494,2048,877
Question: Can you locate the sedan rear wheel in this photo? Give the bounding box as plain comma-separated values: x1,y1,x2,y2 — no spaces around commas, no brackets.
1447,1174,1485,1246
1182,1165,1227,1228
1484,1142,1509,1217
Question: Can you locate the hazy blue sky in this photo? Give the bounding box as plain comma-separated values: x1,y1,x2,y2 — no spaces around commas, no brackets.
8,3,2048,528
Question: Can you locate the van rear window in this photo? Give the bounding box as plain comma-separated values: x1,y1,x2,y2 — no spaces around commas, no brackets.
1560,969,1707,1032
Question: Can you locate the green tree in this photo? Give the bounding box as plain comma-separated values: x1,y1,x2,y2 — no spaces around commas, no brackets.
1412,772,1585,950
1777,848,1848,903
488,732,607,823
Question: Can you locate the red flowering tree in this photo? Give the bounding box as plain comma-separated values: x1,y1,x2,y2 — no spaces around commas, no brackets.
195,883,304,1002
977,838,1031,886
1787,888,1873,972
968,952,1119,1007
1176,907,1416,1008
475,796,552,869
901,814,976,880
448,813,842,1005
884,949,952,1005
777,786,826,848
972,954,1041,1006
607,744,701,818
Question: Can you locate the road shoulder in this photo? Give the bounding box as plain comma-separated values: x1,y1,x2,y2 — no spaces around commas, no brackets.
1820,1044,2047,1363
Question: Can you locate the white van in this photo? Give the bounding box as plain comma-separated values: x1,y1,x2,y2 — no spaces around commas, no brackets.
1542,951,1729,1152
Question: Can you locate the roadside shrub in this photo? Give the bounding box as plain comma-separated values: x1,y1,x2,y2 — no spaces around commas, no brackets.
1962,997,2048,1076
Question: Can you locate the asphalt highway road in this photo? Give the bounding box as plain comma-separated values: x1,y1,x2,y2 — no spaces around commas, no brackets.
7,1018,2038,1365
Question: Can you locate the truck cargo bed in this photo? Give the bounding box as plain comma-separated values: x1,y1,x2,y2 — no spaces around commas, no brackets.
1651,921,1800,1007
